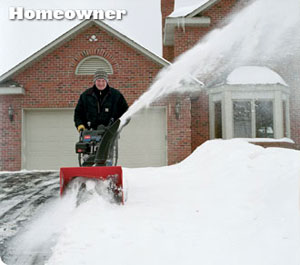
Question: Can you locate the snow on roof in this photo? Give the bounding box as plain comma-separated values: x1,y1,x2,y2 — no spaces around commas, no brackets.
226,66,288,86
169,0,210,17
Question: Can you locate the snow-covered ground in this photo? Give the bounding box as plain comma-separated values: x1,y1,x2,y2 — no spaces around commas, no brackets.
0,139,299,265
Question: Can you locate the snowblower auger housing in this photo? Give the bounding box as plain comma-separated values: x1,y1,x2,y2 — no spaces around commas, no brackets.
59,119,124,204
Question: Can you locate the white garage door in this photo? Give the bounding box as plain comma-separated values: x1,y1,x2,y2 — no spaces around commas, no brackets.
23,109,78,170
23,107,167,170
118,107,167,168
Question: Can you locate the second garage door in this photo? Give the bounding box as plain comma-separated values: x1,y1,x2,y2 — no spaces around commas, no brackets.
118,107,167,167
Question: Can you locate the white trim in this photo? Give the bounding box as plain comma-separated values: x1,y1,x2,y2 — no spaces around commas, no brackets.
285,100,291,138
223,90,232,138
21,109,25,169
0,20,169,83
164,17,211,46
0,87,25,95
274,90,283,138
163,105,168,165
209,96,214,139
251,100,256,138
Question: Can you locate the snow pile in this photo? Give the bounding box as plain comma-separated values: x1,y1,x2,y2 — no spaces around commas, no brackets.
0,257,5,265
226,66,288,86
41,139,300,265
2,192,76,265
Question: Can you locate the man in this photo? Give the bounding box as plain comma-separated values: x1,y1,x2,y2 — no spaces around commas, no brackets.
74,69,128,131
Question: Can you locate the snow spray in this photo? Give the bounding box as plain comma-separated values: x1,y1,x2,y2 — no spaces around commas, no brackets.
2,179,112,265
120,0,300,126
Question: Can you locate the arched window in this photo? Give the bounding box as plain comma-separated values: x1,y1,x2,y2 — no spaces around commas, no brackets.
75,56,113,75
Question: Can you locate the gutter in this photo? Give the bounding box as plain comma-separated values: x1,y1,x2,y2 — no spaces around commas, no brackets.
164,17,211,46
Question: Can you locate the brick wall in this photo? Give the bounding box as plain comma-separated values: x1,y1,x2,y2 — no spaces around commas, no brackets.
0,24,191,170
250,141,298,150
191,92,210,151
161,0,175,61
0,96,23,171
274,58,300,150
166,95,192,164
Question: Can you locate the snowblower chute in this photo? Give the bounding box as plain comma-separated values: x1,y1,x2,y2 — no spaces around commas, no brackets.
59,119,125,204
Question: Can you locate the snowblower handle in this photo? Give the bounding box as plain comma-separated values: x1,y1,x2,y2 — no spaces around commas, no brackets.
79,130,83,141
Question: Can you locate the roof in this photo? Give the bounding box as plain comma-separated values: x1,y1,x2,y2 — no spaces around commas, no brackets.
169,0,221,18
0,19,169,83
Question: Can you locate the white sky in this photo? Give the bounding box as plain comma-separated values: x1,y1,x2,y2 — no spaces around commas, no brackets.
0,0,201,76
0,0,164,76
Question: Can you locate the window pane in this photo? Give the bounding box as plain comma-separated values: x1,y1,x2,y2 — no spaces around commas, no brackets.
214,101,222,138
233,101,252,138
255,101,274,138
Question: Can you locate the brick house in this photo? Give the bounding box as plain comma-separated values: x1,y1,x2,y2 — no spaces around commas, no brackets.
0,0,299,171
0,19,175,171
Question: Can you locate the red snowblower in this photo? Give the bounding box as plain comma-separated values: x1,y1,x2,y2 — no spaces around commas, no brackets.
59,119,124,204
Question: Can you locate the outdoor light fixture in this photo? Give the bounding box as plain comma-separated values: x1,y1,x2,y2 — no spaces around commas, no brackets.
175,100,181,120
8,105,14,122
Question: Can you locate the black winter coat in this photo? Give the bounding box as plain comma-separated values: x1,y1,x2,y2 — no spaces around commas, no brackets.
74,85,128,129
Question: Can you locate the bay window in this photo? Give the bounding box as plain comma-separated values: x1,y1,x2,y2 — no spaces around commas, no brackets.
208,84,290,139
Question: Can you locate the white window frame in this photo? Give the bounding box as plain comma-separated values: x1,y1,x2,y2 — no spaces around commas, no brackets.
75,55,113,75
208,84,290,139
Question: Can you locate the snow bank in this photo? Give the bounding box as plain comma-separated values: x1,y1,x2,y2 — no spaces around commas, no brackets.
45,139,300,265
226,66,288,86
